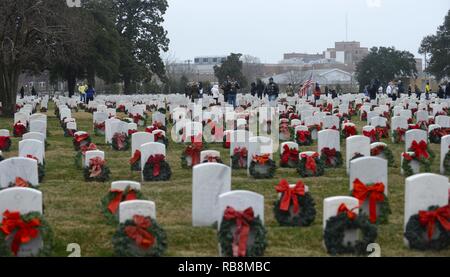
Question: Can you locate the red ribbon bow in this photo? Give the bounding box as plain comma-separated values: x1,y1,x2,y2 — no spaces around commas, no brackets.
418,205,450,241
253,154,270,165
343,125,357,138
128,129,137,136
275,179,305,214
185,143,202,166
410,140,429,160
233,147,248,168
113,133,127,150
80,143,97,155
301,153,319,174
0,136,10,150
0,210,41,256
124,215,155,249
107,188,137,214
14,177,30,188
14,123,27,137
94,122,105,131
129,150,141,165
321,147,337,166
89,157,105,178
74,133,90,143
371,145,385,156
204,155,219,163
26,155,38,162
337,203,358,221
352,179,385,224
154,132,165,142
223,206,255,257
147,154,166,176
296,130,311,143
281,145,299,165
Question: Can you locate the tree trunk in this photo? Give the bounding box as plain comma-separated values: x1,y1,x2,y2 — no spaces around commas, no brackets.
0,66,20,118
124,77,131,95
87,68,96,87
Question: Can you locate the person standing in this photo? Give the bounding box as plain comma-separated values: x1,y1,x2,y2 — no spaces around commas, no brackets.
221,76,232,103
31,86,37,96
211,84,220,105
445,82,450,99
369,79,380,100
415,84,421,99
438,84,445,99
256,79,265,99
227,79,240,108
398,80,404,98
425,81,431,100
408,85,412,97
386,82,393,99
286,83,294,97
19,86,25,99
250,82,257,97
264,77,279,102
85,84,95,105
313,83,321,105
78,83,86,103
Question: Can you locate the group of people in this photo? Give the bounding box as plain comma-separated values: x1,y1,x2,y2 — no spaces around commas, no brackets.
18,86,37,99
78,83,96,104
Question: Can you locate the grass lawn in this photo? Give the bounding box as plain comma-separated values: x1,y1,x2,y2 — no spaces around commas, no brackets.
1,102,449,257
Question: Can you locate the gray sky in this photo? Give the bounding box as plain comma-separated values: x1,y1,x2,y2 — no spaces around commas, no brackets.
163,0,449,63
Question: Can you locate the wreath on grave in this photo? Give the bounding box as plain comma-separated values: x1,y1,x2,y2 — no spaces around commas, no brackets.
223,133,231,149
217,207,267,257
279,123,293,141
64,128,77,137
13,122,27,137
249,154,276,179
146,122,167,133
404,205,450,251
444,149,450,175
73,133,91,151
320,148,343,168
324,204,378,256
143,155,172,182
112,133,130,151
129,150,141,171
0,210,53,257
429,128,450,144
371,145,395,167
131,114,147,126
94,122,106,136
73,143,97,169
297,153,325,177
112,215,167,257
402,140,435,177
5,177,39,190
393,128,407,144
351,179,391,224
308,124,322,134
280,145,299,168
0,136,12,151
25,155,45,183
361,111,368,121
101,187,145,224
295,130,313,146
84,157,111,182
351,152,365,162
116,105,126,113
273,180,316,227
363,129,379,143
342,125,357,139
181,142,203,169
375,126,389,139
201,155,223,164
231,147,248,169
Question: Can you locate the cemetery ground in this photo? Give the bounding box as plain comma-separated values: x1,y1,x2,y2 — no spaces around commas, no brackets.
1,102,449,257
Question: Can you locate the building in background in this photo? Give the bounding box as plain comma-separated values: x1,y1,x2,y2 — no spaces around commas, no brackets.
324,41,369,69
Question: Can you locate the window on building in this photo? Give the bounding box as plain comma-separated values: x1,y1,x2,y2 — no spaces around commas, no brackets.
213,58,218,63
194,58,200,63
203,58,209,63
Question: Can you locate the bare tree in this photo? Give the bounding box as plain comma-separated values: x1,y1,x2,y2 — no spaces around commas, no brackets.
242,54,264,84
286,69,306,92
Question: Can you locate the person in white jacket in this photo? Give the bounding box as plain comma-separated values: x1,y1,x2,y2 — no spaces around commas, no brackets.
386,82,392,97
212,84,220,105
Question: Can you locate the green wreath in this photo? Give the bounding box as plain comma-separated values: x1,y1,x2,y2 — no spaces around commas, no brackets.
297,156,325,177
83,165,111,182
0,137,12,152
404,206,450,251
273,192,316,227
324,213,378,256
100,188,145,224
444,152,450,175
38,162,45,183
130,158,141,172
371,146,395,167
143,160,172,182
320,150,343,168
0,212,53,257
295,131,313,146
231,154,248,170
112,216,167,257
218,216,267,257
112,133,130,151
402,151,434,177
392,129,406,144
249,159,276,179
73,136,91,152
350,193,391,225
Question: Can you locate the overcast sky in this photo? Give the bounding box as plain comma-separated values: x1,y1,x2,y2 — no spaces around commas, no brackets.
163,0,449,63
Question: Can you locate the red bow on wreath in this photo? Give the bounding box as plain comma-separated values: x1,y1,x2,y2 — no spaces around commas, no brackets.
233,147,248,168
224,133,231,148
321,148,337,166
107,189,137,214
275,179,305,214
371,145,385,156
376,127,388,139
124,215,155,250
337,203,358,221
129,150,141,165
253,154,270,165
352,179,385,224
89,157,105,178
153,132,165,142
95,122,105,131
223,206,255,257
395,128,406,140
14,122,27,137
132,114,143,124
343,125,357,137
281,145,299,165
80,143,97,155
301,153,319,174
74,133,89,143
14,177,30,188
418,205,450,241
296,130,310,143
410,140,429,160
185,143,202,166
114,133,127,150
0,136,10,149
128,129,137,136
147,155,166,177
0,210,41,256
204,155,220,163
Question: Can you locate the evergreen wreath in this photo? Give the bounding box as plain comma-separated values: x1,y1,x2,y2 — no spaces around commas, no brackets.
443,151,450,175
84,159,111,182
297,154,325,177
392,128,406,144
0,136,12,152
218,207,267,257
295,130,313,146
112,133,130,151
231,148,248,169
320,148,343,168
273,180,316,227
370,145,395,167
0,211,53,257
404,205,450,251
324,208,378,256
249,155,276,179
143,156,172,182
112,215,167,257
351,179,391,224
73,134,91,151
101,187,145,224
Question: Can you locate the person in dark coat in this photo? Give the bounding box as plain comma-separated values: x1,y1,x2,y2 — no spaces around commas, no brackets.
369,79,379,100
250,82,257,97
398,80,405,98
256,79,265,99
446,83,450,99
19,86,25,99
220,76,232,103
31,86,37,96
264,77,279,101
415,85,421,99
408,85,412,97
85,84,95,104
438,85,445,99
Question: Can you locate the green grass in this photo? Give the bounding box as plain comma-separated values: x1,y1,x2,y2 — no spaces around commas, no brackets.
1,102,449,257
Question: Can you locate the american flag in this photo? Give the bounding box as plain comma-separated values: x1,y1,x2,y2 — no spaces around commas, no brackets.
299,73,313,97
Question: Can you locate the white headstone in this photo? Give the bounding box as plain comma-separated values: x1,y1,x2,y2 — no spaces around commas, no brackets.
119,200,156,223
0,157,39,188
217,190,264,228
346,136,371,174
